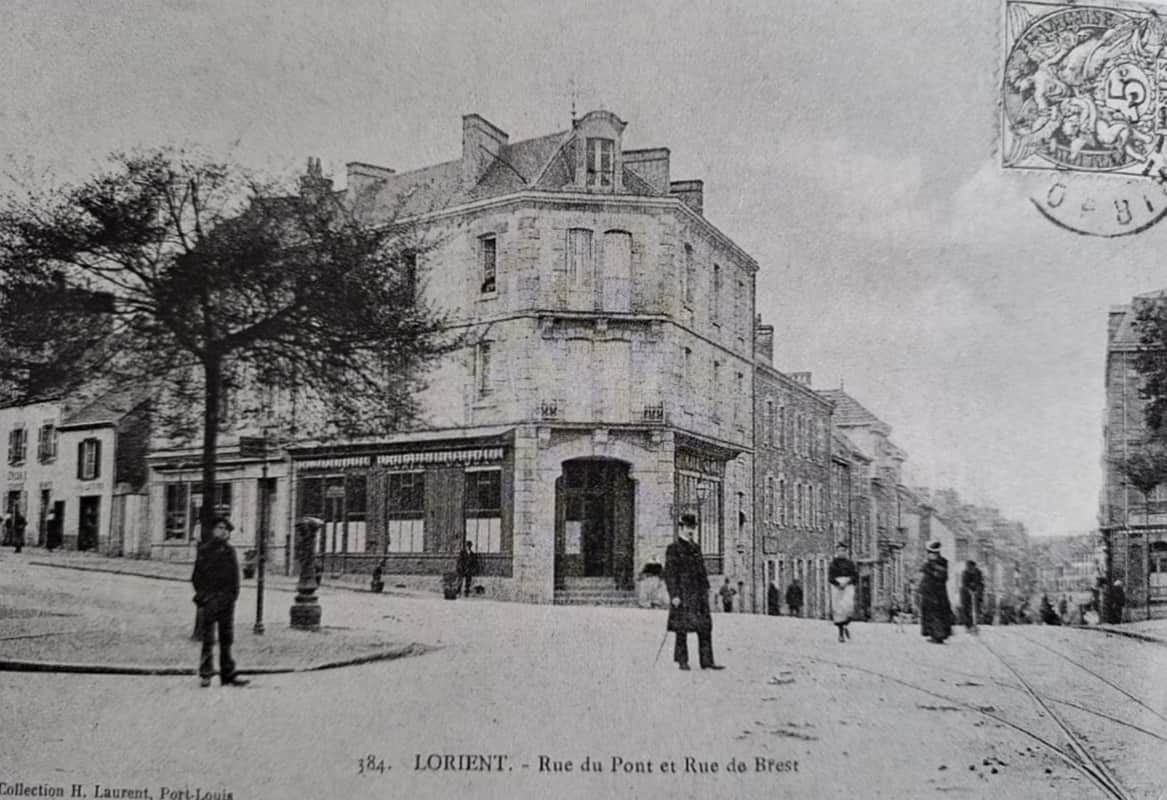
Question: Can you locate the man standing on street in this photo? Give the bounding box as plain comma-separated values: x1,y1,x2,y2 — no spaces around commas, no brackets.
785,579,804,618
718,577,737,612
457,539,478,597
192,516,249,688
664,513,724,671
959,560,984,632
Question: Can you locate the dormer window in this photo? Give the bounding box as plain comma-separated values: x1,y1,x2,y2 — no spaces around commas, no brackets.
586,138,614,189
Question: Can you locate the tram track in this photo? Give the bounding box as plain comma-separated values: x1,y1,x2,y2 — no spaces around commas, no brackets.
799,634,1141,800
976,634,1131,800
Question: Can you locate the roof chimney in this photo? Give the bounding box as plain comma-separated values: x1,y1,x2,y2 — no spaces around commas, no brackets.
670,180,703,215
790,372,813,387
462,114,509,187
623,148,670,195
755,316,774,367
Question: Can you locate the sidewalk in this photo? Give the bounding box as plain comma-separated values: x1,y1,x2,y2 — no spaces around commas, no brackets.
0,549,433,676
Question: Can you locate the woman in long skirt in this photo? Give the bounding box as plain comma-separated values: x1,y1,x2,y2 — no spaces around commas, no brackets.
828,542,858,642
920,541,954,643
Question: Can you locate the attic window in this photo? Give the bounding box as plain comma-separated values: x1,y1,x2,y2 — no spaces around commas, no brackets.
586,138,614,189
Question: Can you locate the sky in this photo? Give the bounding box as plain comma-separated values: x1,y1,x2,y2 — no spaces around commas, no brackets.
3,0,1165,537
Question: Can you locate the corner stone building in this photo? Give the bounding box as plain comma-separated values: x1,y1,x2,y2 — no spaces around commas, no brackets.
279,111,756,605
1101,290,1167,618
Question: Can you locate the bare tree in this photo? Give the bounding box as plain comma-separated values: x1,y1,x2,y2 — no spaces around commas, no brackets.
0,150,455,536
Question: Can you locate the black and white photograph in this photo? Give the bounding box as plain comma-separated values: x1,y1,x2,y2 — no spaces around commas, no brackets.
2,2,1167,798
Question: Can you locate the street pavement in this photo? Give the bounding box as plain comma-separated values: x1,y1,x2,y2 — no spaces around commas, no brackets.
2,552,1166,800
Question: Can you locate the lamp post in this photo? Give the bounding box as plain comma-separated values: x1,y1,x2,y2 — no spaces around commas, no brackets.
695,481,708,551
239,435,270,635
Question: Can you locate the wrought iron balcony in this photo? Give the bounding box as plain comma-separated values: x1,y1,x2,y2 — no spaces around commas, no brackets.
642,402,665,423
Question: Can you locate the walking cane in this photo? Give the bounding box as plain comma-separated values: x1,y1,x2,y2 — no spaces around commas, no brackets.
653,628,670,666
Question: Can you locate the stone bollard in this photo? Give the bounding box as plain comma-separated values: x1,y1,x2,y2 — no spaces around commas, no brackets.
290,516,324,630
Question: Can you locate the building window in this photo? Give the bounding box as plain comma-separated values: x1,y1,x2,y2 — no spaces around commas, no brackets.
187,481,232,540
566,228,592,286
586,137,614,189
734,372,744,427
8,427,27,466
164,484,189,541
475,342,493,399
765,475,774,523
778,406,785,450
779,479,786,526
766,401,774,447
601,230,632,312
77,438,101,480
479,235,497,294
464,468,502,553
711,264,721,325
385,471,426,553
37,423,57,463
683,244,694,306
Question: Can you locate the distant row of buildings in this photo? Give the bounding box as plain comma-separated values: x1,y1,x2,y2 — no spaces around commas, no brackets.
0,110,1031,618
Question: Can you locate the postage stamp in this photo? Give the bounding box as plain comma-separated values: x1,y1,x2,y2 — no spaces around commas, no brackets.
1001,0,1167,175
1002,0,1167,235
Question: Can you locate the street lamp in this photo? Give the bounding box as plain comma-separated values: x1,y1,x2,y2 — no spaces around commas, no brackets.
695,482,708,551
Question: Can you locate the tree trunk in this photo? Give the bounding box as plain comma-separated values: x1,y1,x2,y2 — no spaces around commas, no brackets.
200,356,221,541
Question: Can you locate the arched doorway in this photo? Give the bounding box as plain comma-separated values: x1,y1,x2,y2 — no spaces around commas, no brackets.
555,459,635,590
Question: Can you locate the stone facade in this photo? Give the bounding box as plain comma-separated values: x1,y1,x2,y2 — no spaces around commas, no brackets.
144,109,757,607
1100,291,1167,618
0,390,150,556
754,341,834,618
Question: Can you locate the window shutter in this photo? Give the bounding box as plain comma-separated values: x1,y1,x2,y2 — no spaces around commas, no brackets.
77,442,85,479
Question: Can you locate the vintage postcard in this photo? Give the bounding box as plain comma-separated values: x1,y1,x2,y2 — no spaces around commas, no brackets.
2,2,1166,799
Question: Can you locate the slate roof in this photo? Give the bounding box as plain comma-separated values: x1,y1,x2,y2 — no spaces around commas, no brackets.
817,389,886,428
60,386,149,429
353,127,671,222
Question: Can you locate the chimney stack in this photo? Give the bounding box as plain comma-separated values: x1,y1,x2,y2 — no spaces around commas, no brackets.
299,157,333,200
755,316,774,367
462,114,509,187
669,180,704,215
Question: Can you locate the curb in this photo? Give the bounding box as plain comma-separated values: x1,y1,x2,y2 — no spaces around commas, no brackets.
0,642,432,676
27,560,434,599
1090,625,1167,645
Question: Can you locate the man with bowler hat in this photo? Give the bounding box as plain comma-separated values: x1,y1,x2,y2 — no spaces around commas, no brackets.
191,516,249,688
664,512,724,671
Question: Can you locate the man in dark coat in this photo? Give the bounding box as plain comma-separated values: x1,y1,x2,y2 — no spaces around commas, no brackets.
959,560,985,631
664,513,723,671
767,580,781,616
785,579,804,618
11,511,26,553
920,541,954,643
456,540,478,597
191,516,248,688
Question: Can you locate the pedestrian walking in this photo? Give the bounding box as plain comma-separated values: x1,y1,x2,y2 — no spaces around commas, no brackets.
919,540,954,643
456,540,478,597
959,560,984,632
828,542,857,642
718,577,737,613
664,513,723,671
1057,594,1069,623
11,510,26,553
767,580,781,616
191,516,248,688
785,579,804,618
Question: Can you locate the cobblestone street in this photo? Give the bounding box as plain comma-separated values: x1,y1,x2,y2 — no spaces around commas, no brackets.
3,555,1166,800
